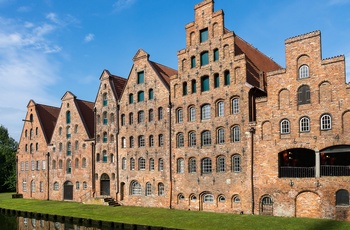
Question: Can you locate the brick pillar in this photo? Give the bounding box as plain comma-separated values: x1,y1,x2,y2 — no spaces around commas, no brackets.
315,148,320,178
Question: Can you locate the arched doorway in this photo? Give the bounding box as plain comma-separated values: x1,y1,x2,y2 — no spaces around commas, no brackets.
120,182,125,201
296,191,321,218
63,181,73,200
260,195,273,216
100,174,110,196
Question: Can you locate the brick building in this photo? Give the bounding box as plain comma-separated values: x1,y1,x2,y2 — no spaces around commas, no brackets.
16,0,350,220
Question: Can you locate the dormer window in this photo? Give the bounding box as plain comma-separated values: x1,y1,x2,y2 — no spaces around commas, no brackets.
200,28,208,43
299,65,309,79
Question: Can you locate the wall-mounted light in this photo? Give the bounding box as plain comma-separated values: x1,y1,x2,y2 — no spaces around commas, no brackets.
316,180,321,187
289,180,294,187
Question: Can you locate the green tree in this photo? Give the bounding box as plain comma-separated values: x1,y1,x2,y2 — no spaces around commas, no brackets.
0,125,17,192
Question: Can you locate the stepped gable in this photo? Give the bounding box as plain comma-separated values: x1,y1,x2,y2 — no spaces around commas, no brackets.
35,103,60,143
75,99,95,139
234,34,281,73
150,61,178,88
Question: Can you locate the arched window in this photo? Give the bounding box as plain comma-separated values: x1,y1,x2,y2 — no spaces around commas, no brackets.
149,109,154,122
201,158,212,174
158,158,164,171
52,160,56,169
138,110,144,123
191,56,196,68
158,134,164,146
188,158,196,173
149,89,154,100
203,194,214,203
75,141,79,150
74,125,78,134
189,131,196,147
137,91,144,102
110,113,115,123
218,195,226,203
103,132,107,143
138,157,146,170
217,127,225,144
121,114,125,126
336,189,349,206
231,126,240,142
53,182,59,191
297,85,311,105
201,130,211,146
188,106,196,122
183,82,188,96
82,158,86,168
178,193,185,201
300,117,310,132
145,182,152,196
320,114,332,130
103,112,108,125
232,155,241,172
121,157,126,170
261,196,273,215
177,158,184,173
138,135,145,147
129,136,134,148
232,98,239,114
158,107,163,120
299,65,309,79
176,108,183,123
201,104,211,120
67,142,71,156
121,137,126,148
213,48,219,61
201,75,209,92
66,126,71,138
280,119,290,134
131,181,141,195
149,135,154,147
66,159,72,174
102,93,108,106
129,112,133,125
217,101,224,117
177,133,184,148
130,158,135,170
200,51,209,66
149,158,155,171
158,183,164,196
129,93,134,104
224,70,230,86
66,111,71,124
217,156,225,172
102,150,107,163
75,158,79,168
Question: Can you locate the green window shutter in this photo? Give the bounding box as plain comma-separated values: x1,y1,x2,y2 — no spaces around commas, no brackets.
191,56,196,68
201,76,209,92
129,94,134,104
224,71,230,86
200,28,208,42
214,49,219,61
200,52,209,66
138,91,144,102
137,71,144,84
214,74,220,88
66,111,71,124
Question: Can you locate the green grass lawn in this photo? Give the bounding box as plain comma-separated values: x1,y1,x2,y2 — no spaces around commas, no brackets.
0,193,349,230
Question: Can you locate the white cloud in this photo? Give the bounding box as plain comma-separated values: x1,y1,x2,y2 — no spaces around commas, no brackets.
113,0,136,12
84,33,94,43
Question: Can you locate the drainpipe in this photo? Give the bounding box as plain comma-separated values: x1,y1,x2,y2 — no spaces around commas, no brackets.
15,155,18,194
47,152,50,200
92,107,97,197
168,98,173,209
249,127,256,215
115,105,120,201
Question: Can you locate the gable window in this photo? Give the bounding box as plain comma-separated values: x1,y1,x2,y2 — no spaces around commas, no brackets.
201,104,211,120
189,131,196,147
129,94,134,104
200,28,208,43
183,82,188,96
138,91,144,102
213,48,219,61
297,85,310,105
201,158,212,174
191,56,196,68
320,114,332,130
66,111,71,124
280,119,290,134
137,71,144,84
200,51,209,66
231,126,240,142
201,75,209,92
300,117,310,132
299,65,309,79
103,93,108,106
201,130,211,146
149,89,154,100
224,70,230,86
191,79,197,93
214,73,220,88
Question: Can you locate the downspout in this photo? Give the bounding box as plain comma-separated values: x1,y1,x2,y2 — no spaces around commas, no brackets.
92,107,97,197
115,105,120,201
168,98,173,209
15,155,18,194
47,152,50,200
250,127,255,215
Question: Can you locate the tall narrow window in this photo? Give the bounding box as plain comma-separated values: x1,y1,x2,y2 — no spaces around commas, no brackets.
191,79,197,94
158,183,164,196
103,93,108,106
201,130,211,146
189,131,196,147
189,106,196,122
159,134,164,146
232,155,241,172
201,104,211,120
121,114,125,126
177,133,184,148
138,110,144,123
66,126,71,138
298,85,311,105
158,107,163,120
320,114,332,130
121,137,126,148
138,91,144,102
177,108,183,123
232,98,239,114
149,89,154,100
137,71,144,84
138,157,145,170
103,150,107,163
217,128,225,144
122,157,126,170
201,76,209,92
217,156,225,172
130,158,135,170
191,56,196,68
149,158,154,171
224,70,230,86
129,94,134,104
138,135,145,147
189,158,196,173
103,112,108,125
200,51,209,66
67,142,71,156
183,82,188,96
103,132,107,143
299,65,309,79
213,48,219,61
280,119,290,134
158,158,164,171
145,182,152,196
129,113,133,125
214,73,220,88
231,126,240,142
200,28,208,42
300,117,310,132
66,111,71,124
177,158,185,173
149,109,154,122
217,101,224,117
149,135,154,147
129,136,134,148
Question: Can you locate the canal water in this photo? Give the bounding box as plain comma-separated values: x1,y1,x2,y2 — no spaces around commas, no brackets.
0,211,106,230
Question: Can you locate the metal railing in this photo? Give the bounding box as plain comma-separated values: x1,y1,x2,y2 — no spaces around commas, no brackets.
279,166,315,178
79,190,91,203
321,165,350,177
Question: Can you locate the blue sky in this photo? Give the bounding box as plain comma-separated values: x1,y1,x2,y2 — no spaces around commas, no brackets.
0,0,349,141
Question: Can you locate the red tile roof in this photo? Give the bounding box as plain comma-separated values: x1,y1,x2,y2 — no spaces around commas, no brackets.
35,104,60,143
75,99,95,139
110,74,127,99
150,61,178,88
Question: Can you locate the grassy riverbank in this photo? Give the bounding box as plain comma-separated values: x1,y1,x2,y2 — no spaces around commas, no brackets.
0,193,349,230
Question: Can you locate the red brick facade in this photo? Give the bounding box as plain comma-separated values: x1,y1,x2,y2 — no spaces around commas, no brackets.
16,0,350,221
